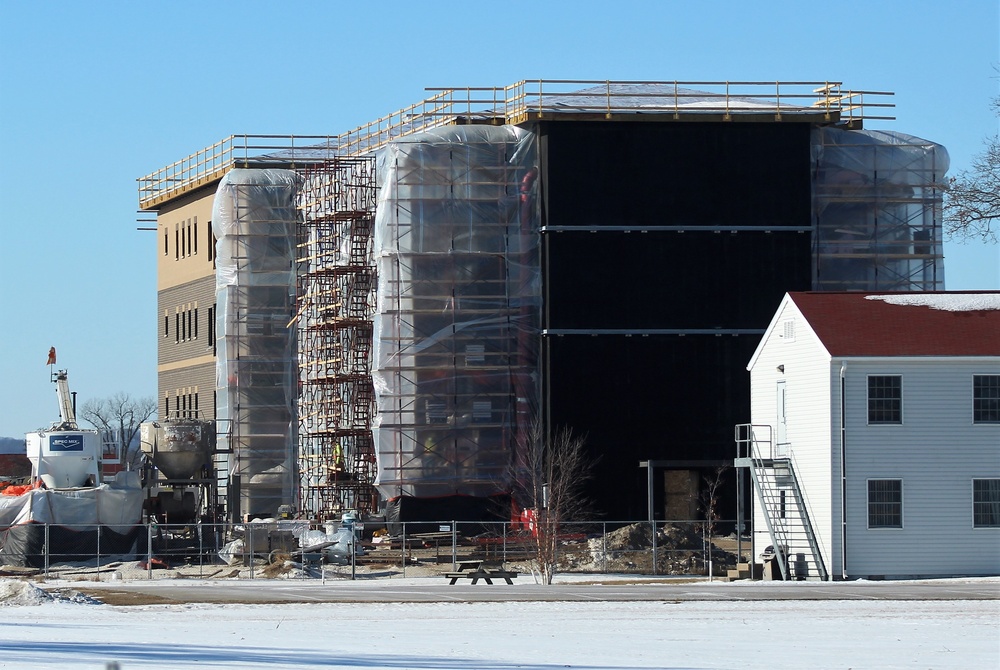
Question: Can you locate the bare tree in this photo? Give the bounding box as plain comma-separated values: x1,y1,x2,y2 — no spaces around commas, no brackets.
944,94,1000,242
510,423,595,585
80,393,156,470
697,465,729,580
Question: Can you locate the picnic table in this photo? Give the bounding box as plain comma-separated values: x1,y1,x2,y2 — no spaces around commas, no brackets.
443,560,518,585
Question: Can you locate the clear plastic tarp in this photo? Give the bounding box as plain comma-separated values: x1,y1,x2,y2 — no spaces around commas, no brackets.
372,125,540,498
213,169,301,518
812,127,949,291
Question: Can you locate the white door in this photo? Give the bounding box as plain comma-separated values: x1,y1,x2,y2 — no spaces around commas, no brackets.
775,380,788,457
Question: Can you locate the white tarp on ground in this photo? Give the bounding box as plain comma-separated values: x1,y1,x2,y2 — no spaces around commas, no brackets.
0,485,143,528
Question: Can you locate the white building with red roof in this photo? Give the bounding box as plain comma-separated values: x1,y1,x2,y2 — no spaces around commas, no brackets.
741,292,1000,580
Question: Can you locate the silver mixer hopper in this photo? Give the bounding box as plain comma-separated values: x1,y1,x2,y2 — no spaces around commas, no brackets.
140,420,215,480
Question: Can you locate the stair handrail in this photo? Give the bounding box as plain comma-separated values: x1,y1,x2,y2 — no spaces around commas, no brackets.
735,424,791,580
785,450,829,580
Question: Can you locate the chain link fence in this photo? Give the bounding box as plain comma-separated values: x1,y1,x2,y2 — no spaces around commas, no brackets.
0,519,752,582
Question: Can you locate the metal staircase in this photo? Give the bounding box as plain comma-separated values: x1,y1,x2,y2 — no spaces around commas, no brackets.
735,424,828,581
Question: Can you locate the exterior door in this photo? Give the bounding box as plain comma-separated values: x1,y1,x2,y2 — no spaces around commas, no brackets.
776,380,788,457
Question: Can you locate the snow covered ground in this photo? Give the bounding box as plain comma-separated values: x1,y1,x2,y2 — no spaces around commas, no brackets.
0,578,997,669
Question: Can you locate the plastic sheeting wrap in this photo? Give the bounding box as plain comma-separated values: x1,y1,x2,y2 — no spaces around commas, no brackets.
372,126,540,499
0,485,143,528
213,169,301,518
812,127,949,291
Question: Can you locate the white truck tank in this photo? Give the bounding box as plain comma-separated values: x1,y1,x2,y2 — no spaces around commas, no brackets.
26,430,101,489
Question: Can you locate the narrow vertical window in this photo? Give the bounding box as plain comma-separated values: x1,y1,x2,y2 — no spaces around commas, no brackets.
193,217,198,255
174,225,179,260
867,375,902,424
207,306,215,348
194,307,199,339
186,218,192,257
163,228,168,256
207,223,214,263
175,312,180,343
165,395,170,419
187,309,192,340
868,479,902,528
164,312,169,337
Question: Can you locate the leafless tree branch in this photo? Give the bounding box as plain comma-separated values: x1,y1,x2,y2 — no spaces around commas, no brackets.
508,421,595,584
943,94,1000,243
80,393,156,470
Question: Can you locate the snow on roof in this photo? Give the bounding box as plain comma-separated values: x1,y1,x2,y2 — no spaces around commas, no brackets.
789,292,1000,357
865,293,1000,312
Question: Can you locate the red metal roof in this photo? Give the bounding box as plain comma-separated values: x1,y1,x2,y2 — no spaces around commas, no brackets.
788,292,1000,357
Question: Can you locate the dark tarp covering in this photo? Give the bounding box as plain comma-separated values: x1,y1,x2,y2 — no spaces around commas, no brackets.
0,522,145,568
384,493,512,536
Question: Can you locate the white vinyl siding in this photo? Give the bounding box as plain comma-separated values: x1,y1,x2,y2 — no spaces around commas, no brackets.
844,358,1000,576
748,299,835,570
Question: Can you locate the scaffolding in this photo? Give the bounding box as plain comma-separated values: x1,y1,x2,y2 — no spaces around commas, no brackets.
371,125,541,499
812,127,949,291
295,157,379,519
213,169,301,519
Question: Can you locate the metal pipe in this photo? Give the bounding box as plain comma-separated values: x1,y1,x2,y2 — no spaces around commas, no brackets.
840,361,848,579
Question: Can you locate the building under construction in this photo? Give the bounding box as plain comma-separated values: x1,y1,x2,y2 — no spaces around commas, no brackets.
139,80,948,524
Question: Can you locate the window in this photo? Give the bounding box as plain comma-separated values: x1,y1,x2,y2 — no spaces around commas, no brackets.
164,394,170,418
174,225,179,260
868,479,902,528
174,312,180,343
164,312,169,337
186,218,192,257
973,479,1000,528
973,375,1000,424
426,401,448,424
465,344,485,366
193,218,198,255
868,375,902,424
194,307,199,339
208,305,215,350
472,400,492,423
163,229,168,256
207,223,214,263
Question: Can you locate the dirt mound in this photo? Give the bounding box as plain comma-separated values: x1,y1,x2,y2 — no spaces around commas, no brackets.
561,523,737,575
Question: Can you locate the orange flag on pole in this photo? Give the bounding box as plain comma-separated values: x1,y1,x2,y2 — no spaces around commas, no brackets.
46,347,56,366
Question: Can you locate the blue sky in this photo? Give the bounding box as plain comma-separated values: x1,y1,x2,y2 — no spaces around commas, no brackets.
0,1,997,438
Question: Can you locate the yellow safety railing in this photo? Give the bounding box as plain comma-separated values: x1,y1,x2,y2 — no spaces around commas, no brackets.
139,80,894,206
138,134,338,209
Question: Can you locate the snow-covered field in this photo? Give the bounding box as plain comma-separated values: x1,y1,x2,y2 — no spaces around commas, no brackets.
0,578,997,669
